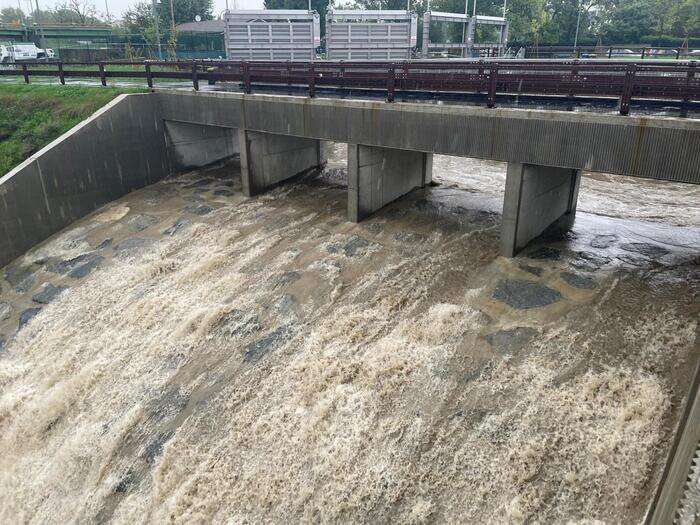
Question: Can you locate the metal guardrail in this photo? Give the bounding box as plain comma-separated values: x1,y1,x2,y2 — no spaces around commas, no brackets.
1,59,698,116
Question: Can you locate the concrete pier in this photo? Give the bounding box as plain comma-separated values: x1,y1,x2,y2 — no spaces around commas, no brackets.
347,144,432,222
164,121,239,172
238,131,325,197
501,163,581,257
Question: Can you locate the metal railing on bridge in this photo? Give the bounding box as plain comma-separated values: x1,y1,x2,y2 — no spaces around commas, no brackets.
1,59,697,116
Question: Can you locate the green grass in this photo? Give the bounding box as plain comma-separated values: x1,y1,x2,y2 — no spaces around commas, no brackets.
0,84,146,176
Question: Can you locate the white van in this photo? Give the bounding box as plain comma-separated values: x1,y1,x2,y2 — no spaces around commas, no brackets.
0,43,53,63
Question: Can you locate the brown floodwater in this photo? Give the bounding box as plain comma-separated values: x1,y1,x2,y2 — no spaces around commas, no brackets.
0,148,698,523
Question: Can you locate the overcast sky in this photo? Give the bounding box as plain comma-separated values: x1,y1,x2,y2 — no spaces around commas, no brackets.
1,0,264,20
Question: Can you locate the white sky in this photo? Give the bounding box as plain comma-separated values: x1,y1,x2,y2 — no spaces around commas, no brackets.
0,0,264,21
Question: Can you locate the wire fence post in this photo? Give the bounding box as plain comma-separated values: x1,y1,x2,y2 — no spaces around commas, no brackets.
58,62,65,85
22,63,29,84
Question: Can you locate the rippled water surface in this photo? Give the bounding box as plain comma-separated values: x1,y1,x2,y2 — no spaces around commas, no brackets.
0,148,698,523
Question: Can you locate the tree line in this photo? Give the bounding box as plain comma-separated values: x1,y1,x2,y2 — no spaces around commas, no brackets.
1,0,698,47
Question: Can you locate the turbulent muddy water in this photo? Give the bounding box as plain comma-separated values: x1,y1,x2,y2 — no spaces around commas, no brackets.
0,146,698,523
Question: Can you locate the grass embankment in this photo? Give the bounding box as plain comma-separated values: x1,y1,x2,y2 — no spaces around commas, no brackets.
0,84,146,175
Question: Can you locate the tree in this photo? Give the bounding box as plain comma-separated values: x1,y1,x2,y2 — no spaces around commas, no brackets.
122,0,214,36
52,0,101,24
1,7,25,24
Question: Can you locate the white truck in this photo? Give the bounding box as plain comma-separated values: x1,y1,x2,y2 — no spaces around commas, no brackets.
0,44,54,64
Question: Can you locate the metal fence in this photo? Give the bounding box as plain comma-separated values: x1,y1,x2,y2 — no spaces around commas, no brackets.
1,59,697,115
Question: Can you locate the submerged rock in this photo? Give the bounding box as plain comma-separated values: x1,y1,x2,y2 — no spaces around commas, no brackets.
244,325,291,363
48,253,103,278
213,189,234,197
561,271,598,290
492,279,562,309
142,430,175,464
485,327,538,355
518,264,544,277
273,271,301,289
343,235,370,257
19,307,41,330
96,238,113,250
114,237,154,255
32,283,66,304
69,256,104,279
590,234,617,249
619,242,670,258
4,264,37,293
162,217,190,236
183,204,214,216
126,214,159,232
524,247,561,261
0,302,11,321
184,178,215,189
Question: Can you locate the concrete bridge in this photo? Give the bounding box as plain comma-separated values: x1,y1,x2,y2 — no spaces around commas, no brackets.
2,90,699,267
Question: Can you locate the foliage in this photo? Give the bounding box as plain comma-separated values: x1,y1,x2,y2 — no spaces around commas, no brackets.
0,85,145,176
1,0,698,47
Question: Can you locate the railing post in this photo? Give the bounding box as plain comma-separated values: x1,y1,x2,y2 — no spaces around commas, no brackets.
192,63,199,91
487,65,498,108
608,47,613,59
99,62,106,87
386,65,395,103
242,62,251,94
567,59,579,111
22,63,29,84
145,63,153,88
681,61,696,117
476,59,485,94
676,48,681,60
619,63,636,116
58,62,65,85
641,47,646,59
308,62,315,98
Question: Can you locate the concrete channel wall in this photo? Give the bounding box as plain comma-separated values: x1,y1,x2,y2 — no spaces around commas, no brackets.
0,94,169,268
3,89,700,268
155,91,700,184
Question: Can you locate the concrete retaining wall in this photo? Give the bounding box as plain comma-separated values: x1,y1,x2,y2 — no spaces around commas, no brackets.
3,89,699,268
156,91,700,185
0,94,169,268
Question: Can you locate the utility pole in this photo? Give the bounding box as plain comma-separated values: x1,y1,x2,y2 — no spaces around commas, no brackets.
104,0,111,23
472,0,476,17
168,0,176,58
502,0,507,17
151,0,163,59
574,0,582,49
33,0,45,50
